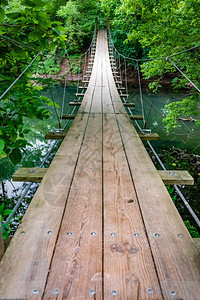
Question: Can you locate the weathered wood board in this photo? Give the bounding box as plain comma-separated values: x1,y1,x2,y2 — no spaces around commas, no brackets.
158,170,194,185
12,167,48,182
0,29,199,300
139,132,160,141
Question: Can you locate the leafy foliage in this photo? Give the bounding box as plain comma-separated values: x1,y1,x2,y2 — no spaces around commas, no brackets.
184,220,200,238
0,202,14,239
57,0,100,54
0,0,67,164
100,0,200,132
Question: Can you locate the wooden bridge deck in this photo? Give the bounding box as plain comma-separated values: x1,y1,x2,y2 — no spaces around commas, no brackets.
0,30,200,299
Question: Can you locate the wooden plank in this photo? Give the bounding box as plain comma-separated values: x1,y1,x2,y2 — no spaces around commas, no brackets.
119,94,129,98
103,114,162,299
124,102,135,107
158,170,194,185
117,87,125,90
130,115,143,120
43,111,103,299
62,114,76,119
116,113,200,299
193,238,200,254
0,113,91,299
12,167,47,183
75,93,85,97
69,101,81,106
45,132,66,140
0,222,4,261
139,132,160,141
104,28,200,298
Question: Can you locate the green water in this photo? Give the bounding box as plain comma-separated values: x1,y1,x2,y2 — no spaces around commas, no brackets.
127,86,200,154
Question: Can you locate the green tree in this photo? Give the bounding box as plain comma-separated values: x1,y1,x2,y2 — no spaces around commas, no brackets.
101,0,200,132
57,0,100,53
0,0,66,165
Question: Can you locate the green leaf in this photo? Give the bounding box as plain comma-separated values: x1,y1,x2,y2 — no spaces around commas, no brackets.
55,26,66,32
9,148,22,165
6,12,21,19
0,0,8,6
21,0,35,7
50,42,57,52
3,209,14,216
0,203,4,215
0,7,5,22
33,0,45,8
28,29,41,42
23,129,31,134
0,26,6,34
52,27,60,36
0,139,5,156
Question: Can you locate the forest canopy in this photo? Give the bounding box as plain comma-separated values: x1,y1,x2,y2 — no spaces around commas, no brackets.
0,0,200,164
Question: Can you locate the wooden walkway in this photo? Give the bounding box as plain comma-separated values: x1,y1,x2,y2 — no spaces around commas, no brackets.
0,30,200,299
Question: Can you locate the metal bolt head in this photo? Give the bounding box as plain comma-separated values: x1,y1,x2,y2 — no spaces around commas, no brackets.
21,231,25,235
178,233,183,237
67,232,72,236
155,233,160,237
89,289,95,295
47,231,52,235
110,233,116,237
53,289,59,294
134,233,139,237
170,291,176,296
147,288,153,294
33,289,38,294
91,232,96,236
111,291,117,296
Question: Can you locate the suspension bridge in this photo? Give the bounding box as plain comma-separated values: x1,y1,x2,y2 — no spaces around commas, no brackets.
0,30,200,299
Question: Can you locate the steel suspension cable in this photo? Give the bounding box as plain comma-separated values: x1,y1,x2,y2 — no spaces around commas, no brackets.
136,61,146,128
40,54,61,128
60,66,68,124
167,58,200,93
124,57,128,96
0,52,41,101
